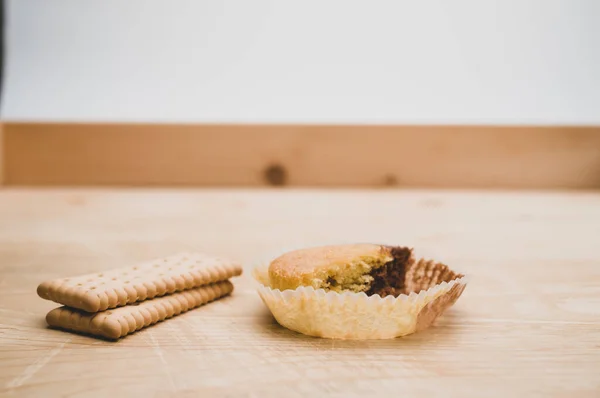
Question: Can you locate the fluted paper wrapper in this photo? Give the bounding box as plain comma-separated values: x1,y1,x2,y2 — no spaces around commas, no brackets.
253,254,467,339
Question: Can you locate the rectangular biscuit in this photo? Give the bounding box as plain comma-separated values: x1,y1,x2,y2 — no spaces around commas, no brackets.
37,252,242,312
46,281,233,340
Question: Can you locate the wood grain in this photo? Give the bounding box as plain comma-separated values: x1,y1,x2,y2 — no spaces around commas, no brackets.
0,188,599,396
4,123,600,188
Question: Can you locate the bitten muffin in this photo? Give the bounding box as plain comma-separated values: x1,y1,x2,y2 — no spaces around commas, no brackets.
268,244,414,297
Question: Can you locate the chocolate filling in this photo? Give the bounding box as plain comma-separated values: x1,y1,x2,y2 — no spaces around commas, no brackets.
365,246,412,297
326,276,338,288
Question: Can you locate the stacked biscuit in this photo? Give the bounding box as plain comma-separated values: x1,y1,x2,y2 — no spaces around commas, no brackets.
37,252,242,340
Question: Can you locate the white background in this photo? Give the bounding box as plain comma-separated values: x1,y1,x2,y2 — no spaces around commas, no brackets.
1,0,599,124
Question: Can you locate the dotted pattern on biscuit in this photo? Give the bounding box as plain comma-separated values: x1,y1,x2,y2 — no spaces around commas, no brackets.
37,252,242,312
46,281,233,340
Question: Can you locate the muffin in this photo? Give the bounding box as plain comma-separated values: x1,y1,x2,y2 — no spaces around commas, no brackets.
268,244,412,296
254,244,467,339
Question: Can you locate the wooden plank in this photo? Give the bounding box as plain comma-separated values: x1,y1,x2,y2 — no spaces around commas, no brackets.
0,123,4,185
4,123,600,188
0,189,599,396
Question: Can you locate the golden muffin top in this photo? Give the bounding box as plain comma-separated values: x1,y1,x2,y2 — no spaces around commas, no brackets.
268,244,395,292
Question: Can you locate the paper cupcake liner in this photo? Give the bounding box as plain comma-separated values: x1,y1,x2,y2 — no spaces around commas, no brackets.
253,253,467,340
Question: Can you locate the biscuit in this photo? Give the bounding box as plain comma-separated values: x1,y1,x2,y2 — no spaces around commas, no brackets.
46,281,233,340
37,252,242,312
268,244,414,297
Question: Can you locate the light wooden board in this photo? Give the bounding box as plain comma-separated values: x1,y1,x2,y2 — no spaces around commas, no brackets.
0,124,4,185
0,188,599,397
4,123,600,188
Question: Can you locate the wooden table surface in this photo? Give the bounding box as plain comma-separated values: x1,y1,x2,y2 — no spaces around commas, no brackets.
1,188,599,397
